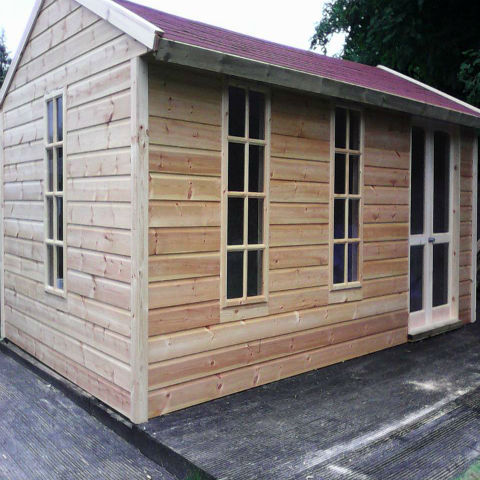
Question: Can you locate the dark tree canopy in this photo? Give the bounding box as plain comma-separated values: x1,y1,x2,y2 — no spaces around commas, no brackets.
0,30,11,88
311,0,480,106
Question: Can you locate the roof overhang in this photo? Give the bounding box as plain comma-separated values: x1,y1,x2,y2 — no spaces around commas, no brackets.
0,0,162,107
153,39,480,129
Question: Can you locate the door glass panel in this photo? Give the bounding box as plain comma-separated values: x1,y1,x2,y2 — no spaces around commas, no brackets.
333,243,345,284
347,242,359,282
410,245,424,312
247,250,263,296
432,243,449,307
411,127,425,235
227,251,244,299
433,131,450,233
227,198,244,245
334,154,346,194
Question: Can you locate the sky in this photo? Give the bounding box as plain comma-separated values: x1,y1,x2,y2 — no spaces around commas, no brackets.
1,0,345,59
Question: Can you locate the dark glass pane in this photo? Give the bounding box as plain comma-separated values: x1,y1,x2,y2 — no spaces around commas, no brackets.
227,251,243,299
433,131,450,233
47,197,54,239
335,107,347,149
247,250,263,296
349,155,360,194
228,87,246,137
47,149,53,192
249,91,265,140
56,246,64,290
348,242,359,282
411,127,425,235
409,245,424,312
47,100,54,144
333,243,345,284
57,197,63,241
334,199,345,239
348,199,359,238
56,96,63,142
335,153,346,194
432,243,449,307
227,197,244,245
349,110,361,150
57,147,63,192
228,143,245,191
248,198,263,244
249,145,264,193
47,245,54,287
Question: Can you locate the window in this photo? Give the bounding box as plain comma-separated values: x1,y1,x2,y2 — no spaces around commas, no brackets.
332,107,362,287
223,85,269,305
44,92,65,294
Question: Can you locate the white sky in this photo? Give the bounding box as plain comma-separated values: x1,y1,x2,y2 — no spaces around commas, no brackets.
1,0,344,59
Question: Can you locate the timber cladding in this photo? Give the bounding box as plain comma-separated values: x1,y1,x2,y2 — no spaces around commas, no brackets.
147,64,410,417
1,0,147,418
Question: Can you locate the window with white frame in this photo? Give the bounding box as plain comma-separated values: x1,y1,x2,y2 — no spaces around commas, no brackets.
332,107,362,287
223,85,269,305
44,92,65,294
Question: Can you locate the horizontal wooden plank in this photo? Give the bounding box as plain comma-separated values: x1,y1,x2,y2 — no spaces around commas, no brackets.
460,207,472,222
150,116,221,151
3,96,44,131
363,258,409,280
4,160,43,182
149,276,219,309
270,180,329,203
149,201,220,228
4,237,43,262
4,140,43,165
270,203,329,225
4,254,43,282
364,110,410,152
149,252,220,282
364,204,409,224
67,225,130,256
270,266,327,292
4,201,43,221
461,175,473,192
3,118,43,148
149,301,220,336
363,147,410,170
270,157,329,183
364,223,409,242
363,275,409,299
364,186,409,205
270,224,328,247
149,145,221,177
149,173,220,201
460,265,472,282
4,219,43,242
269,245,328,270
67,176,131,202
363,241,408,261
271,134,329,162
459,251,472,267
4,181,43,201
461,191,472,207
68,203,131,229
459,280,471,297
149,310,407,390
67,148,131,178
364,166,409,187
149,227,220,255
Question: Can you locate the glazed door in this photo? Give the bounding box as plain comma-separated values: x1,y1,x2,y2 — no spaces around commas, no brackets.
409,126,457,335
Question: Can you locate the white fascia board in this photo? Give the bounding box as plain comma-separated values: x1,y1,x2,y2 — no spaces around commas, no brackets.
377,65,480,116
0,0,43,107
76,0,163,51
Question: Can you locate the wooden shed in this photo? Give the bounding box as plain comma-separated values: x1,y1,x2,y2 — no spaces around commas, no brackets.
0,0,479,424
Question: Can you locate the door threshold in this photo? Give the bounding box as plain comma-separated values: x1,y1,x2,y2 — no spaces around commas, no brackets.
408,320,463,342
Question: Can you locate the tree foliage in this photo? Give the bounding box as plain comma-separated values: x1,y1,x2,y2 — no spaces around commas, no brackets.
311,0,480,106
0,29,11,88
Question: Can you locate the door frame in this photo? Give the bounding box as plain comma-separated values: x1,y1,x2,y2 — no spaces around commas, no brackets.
408,117,460,336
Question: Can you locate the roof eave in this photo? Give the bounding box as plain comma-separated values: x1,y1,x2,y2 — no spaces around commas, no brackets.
154,38,480,129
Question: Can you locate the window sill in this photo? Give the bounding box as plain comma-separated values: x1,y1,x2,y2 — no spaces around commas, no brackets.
330,281,362,291
45,286,66,298
224,295,267,308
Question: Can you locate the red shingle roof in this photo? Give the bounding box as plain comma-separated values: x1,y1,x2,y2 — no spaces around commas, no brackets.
114,0,480,118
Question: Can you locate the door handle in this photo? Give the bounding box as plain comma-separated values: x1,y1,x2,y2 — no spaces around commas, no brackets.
428,237,436,243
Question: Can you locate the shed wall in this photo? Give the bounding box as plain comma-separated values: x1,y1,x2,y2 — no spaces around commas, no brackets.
1,0,146,418
147,65,410,417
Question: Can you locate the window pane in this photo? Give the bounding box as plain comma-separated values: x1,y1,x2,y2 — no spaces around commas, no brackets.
334,199,345,239
47,245,54,287
56,96,63,142
47,197,54,239
411,127,425,235
433,131,450,233
47,149,53,192
432,243,449,307
47,100,54,144
56,246,64,290
57,197,63,241
410,245,424,312
335,107,347,149
348,199,359,238
228,197,244,245
249,91,265,140
248,198,263,244
349,110,361,150
228,143,245,191
249,145,264,193
247,250,263,296
348,242,359,282
227,251,243,299
228,87,246,137
57,147,63,192
349,155,360,194
334,153,346,194
333,243,345,284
